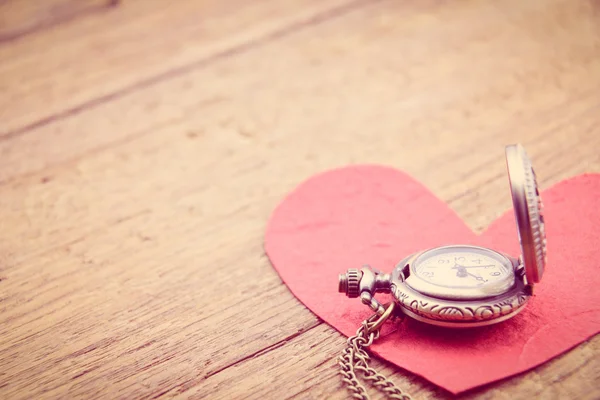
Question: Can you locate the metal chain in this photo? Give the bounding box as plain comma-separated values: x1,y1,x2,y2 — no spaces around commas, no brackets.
338,303,412,400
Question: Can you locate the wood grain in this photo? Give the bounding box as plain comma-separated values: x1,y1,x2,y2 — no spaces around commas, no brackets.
0,0,599,399
0,0,360,137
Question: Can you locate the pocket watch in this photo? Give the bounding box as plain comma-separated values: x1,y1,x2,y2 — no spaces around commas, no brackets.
337,144,547,399
338,144,546,328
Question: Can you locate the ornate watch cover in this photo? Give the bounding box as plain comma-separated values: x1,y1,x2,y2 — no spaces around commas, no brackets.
505,144,547,284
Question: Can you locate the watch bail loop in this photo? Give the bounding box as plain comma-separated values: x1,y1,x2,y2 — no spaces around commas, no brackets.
365,301,396,334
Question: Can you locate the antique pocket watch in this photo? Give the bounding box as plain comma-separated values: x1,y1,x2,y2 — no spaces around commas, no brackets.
338,144,547,328
336,144,547,399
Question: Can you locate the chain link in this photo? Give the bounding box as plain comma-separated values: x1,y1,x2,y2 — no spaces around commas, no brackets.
338,304,412,400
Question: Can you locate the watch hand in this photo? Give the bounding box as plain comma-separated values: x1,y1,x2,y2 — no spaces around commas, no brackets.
454,265,487,282
466,271,485,281
453,264,496,269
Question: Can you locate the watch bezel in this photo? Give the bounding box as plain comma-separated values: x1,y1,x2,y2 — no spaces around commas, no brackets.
404,245,516,300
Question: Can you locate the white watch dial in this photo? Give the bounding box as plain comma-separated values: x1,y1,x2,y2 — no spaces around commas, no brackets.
406,245,516,300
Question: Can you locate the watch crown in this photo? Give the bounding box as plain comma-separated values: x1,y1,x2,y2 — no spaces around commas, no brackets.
338,268,361,298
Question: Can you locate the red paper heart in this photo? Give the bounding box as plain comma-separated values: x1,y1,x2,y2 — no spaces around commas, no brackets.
264,165,600,394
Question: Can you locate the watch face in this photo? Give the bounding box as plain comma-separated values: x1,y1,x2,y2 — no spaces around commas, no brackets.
406,245,515,300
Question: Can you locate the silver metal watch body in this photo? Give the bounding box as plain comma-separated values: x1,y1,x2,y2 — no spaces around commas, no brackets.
337,144,546,328
389,245,531,328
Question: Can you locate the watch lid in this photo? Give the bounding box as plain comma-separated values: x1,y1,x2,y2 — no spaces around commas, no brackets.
505,144,547,284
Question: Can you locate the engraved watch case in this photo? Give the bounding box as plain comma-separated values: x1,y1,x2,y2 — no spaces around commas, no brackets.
338,144,547,328
388,246,530,328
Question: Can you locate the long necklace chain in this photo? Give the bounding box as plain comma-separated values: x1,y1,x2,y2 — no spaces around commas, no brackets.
338,303,413,400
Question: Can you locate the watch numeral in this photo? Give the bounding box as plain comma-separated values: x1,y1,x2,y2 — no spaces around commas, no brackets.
422,271,434,278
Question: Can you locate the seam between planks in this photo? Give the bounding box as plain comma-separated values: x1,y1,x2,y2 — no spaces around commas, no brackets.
0,0,379,141
203,320,323,380
0,1,120,44
141,320,327,398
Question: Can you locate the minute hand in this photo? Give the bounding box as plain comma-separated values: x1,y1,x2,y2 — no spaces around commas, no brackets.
453,264,496,269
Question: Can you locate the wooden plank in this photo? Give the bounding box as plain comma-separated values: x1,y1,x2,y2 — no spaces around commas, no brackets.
1,0,600,184
182,326,599,400
0,0,599,399
0,0,599,250
0,0,358,136
0,202,321,399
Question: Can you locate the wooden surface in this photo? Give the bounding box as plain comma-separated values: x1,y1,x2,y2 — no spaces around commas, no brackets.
1,0,599,399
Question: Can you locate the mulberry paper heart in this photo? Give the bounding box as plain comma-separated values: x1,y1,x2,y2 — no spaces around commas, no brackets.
265,165,600,394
